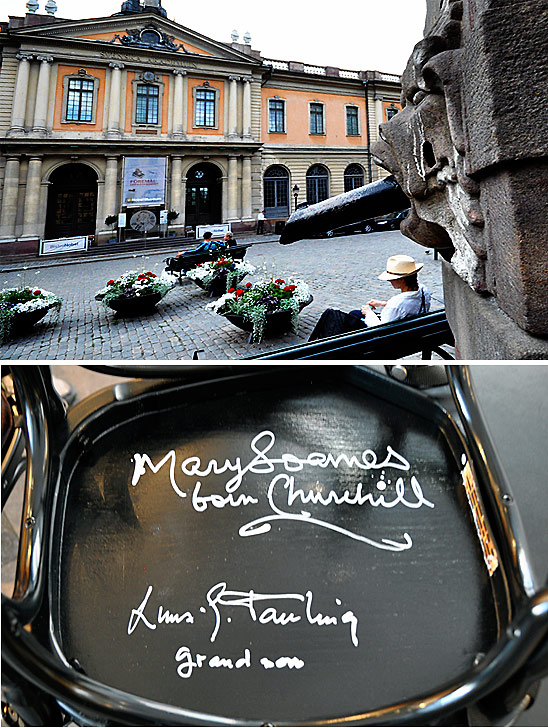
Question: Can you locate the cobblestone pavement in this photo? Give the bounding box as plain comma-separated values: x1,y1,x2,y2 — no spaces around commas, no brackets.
0,231,445,360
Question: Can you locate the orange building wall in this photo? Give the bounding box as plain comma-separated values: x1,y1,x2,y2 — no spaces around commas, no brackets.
262,87,367,146
187,78,225,136
53,64,106,132
77,32,212,55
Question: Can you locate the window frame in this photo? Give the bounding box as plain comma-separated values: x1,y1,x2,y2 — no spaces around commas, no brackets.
268,98,286,134
344,163,365,192
131,74,165,131
192,83,220,130
309,101,325,135
135,83,160,125
61,72,100,125
345,105,360,136
385,104,399,121
306,164,330,204
263,165,290,217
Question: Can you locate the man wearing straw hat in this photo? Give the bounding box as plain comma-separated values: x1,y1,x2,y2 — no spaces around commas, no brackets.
359,254,431,324
309,254,431,340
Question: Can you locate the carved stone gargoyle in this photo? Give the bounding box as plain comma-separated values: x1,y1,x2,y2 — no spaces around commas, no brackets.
282,0,548,346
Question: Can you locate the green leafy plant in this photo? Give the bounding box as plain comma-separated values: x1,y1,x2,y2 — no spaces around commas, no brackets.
207,276,311,342
0,286,62,344
186,257,255,293
95,270,174,307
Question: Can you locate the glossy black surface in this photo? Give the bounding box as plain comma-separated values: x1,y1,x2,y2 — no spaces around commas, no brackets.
52,372,503,722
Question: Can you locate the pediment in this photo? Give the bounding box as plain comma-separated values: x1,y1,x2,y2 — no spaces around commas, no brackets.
10,13,260,64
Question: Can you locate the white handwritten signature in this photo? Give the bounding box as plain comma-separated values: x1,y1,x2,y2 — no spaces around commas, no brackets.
127,582,359,647
131,430,435,550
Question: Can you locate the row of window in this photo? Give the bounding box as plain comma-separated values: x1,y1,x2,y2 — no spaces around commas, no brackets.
264,163,365,216
268,98,361,136
66,76,399,130
66,77,217,127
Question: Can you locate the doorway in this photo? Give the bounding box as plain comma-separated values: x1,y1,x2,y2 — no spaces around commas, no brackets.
185,162,222,228
45,163,98,240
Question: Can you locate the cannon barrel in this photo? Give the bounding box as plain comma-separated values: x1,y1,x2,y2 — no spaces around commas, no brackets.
279,175,410,244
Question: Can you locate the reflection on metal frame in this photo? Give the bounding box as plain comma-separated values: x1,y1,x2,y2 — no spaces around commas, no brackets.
1,365,547,727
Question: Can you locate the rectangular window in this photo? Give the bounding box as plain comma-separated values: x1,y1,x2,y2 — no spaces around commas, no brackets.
135,84,159,124
268,99,285,133
134,84,159,124
346,106,359,135
309,103,324,134
66,78,95,122
195,88,216,127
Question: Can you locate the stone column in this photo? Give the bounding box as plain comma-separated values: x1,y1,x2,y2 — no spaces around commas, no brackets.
22,156,43,238
172,69,187,138
374,98,384,142
228,76,239,138
103,156,119,218
32,55,54,135
242,77,252,138
241,155,252,220
227,155,240,220
170,156,183,215
107,62,124,138
9,54,33,135
0,157,21,238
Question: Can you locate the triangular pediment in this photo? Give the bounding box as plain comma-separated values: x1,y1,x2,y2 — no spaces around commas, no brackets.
9,12,261,64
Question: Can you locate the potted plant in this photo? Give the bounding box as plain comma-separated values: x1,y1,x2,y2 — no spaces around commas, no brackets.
105,215,118,243
95,270,174,315
207,276,312,342
166,209,179,237
0,286,63,344
186,257,256,297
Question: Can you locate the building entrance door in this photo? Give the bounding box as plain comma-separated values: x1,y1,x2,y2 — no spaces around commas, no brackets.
45,163,98,240
185,163,222,228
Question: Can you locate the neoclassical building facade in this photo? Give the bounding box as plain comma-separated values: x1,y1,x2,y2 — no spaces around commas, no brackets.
0,0,401,255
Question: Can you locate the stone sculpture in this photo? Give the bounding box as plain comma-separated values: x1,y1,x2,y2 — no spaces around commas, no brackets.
372,0,548,343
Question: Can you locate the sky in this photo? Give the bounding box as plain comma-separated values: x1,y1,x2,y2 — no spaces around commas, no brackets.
5,0,426,74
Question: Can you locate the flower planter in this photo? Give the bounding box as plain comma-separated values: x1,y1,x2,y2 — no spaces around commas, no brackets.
11,307,50,332
106,292,163,315
191,270,248,297
224,296,313,338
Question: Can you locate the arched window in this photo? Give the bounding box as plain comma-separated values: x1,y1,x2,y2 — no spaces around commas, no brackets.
306,164,329,204
344,164,365,192
264,165,290,217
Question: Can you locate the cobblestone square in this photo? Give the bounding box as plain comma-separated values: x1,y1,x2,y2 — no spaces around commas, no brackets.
0,231,445,360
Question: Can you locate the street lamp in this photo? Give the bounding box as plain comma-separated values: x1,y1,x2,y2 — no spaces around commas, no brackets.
293,184,300,211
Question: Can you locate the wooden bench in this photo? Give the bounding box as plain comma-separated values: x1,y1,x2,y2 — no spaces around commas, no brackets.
165,243,252,282
249,309,455,360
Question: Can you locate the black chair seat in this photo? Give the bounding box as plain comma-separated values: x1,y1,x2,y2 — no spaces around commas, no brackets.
49,368,503,722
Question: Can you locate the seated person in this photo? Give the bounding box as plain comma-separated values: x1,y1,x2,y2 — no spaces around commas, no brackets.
176,231,225,258
309,254,431,341
224,231,237,247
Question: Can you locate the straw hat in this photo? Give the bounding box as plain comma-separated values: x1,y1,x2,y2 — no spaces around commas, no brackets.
378,254,424,280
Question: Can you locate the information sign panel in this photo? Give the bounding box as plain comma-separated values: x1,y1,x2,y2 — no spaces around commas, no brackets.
196,223,231,240
40,236,89,256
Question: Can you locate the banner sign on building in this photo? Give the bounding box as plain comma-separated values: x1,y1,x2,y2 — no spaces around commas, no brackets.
122,157,167,207
40,236,89,256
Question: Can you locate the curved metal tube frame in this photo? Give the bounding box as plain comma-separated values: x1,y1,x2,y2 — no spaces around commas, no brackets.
2,365,547,726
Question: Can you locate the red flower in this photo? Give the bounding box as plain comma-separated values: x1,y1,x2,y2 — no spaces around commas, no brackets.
246,282,252,288
33,289,42,296
285,284,297,292
235,289,244,297
107,280,115,286
275,278,285,284
228,288,236,293
146,272,155,276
